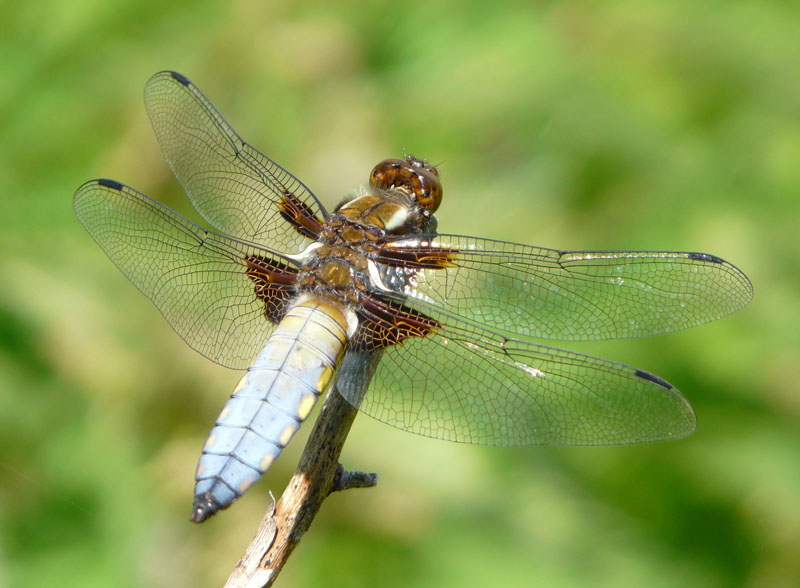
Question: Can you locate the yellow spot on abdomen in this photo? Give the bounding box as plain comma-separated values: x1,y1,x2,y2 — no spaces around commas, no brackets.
203,433,217,450
238,475,257,493
279,424,295,446
260,453,276,471
297,394,317,420
318,366,335,389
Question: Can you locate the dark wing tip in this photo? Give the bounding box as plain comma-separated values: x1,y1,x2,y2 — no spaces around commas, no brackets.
687,252,724,264
632,369,696,440
190,493,222,524
96,178,124,191
168,71,192,86
634,369,673,390
687,252,754,306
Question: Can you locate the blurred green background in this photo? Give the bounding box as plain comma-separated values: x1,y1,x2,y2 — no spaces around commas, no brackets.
1,0,797,586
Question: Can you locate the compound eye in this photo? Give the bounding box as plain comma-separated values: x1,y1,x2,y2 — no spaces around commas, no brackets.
403,156,441,211
406,156,440,178
413,168,442,214
369,157,443,214
369,159,405,191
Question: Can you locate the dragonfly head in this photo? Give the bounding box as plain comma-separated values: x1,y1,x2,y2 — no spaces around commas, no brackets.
369,156,442,216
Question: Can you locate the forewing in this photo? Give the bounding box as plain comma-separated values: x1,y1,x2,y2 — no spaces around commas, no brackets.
337,302,696,446
73,179,299,369
376,235,753,341
143,71,326,252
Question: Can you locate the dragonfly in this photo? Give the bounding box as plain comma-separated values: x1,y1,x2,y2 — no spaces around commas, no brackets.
74,71,753,523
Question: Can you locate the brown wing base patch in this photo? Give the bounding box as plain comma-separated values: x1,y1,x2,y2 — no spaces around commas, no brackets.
376,243,456,269
244,255,299,323
352,296,439,351
277,191,324,240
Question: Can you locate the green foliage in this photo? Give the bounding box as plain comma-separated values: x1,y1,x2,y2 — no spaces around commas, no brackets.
1,0,798,586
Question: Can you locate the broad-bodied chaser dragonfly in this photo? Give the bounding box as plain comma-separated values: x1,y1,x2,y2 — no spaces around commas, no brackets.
74,71,753,523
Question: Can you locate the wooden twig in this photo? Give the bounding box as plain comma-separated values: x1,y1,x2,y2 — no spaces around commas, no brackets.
224,383,378,587
330,464,378,494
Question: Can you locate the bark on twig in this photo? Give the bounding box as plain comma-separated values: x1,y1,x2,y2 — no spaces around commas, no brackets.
224,385,377,587
330,464,378,494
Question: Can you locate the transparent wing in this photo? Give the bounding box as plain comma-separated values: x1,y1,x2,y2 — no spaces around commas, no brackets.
74,179,299,369
338,303,695,446
144,70,327,252
376,235,753,341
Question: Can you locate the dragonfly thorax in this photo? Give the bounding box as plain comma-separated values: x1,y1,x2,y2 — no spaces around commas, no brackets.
297,236,372,307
